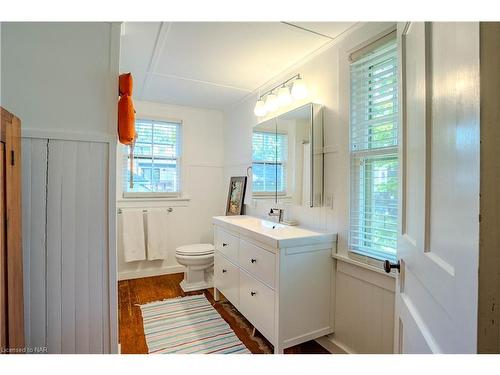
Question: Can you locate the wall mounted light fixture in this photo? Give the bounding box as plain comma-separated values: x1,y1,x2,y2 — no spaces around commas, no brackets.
254,74,308,117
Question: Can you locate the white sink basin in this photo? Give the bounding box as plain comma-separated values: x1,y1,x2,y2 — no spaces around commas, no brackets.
212,215,336,249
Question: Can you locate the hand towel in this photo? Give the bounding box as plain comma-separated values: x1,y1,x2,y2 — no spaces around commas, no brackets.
122,209,146,262
146,209,169,260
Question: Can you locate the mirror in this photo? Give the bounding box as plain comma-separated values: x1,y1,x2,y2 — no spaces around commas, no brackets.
251,103,323,207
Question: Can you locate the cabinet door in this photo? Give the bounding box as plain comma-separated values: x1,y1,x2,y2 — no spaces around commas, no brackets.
239,269,275,342
214,253,240,307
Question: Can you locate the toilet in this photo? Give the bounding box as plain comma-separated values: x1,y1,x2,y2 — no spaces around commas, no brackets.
175,243,215,292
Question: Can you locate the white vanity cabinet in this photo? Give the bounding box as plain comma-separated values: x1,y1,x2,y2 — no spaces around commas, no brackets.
212,215,336,354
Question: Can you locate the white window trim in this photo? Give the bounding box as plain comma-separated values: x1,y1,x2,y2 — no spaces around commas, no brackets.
122,118,183,199
347,31,399,263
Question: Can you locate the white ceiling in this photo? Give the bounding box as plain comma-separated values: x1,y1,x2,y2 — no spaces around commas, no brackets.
120,22,356,110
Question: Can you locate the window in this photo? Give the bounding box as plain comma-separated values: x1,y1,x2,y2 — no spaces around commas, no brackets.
349,35,399,262
252,131,288,194
122,119,181,196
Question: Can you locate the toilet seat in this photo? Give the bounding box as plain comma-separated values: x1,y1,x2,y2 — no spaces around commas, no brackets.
175,243,215,256
175,243,215,292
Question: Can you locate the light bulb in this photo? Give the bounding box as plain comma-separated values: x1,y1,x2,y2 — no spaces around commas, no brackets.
265,93,279,112
291,77,308,100
277,85,293,107
254,98,267,117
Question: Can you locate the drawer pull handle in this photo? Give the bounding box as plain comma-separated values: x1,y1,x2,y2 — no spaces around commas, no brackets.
222,243,228,247
250,258,257,263
222,269,227,273
250,291,256,296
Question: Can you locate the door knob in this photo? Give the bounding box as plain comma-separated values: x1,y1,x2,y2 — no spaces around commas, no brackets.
251,258,257,263
222,269,227,273
383,260,400,273
250,291,256,296
222,243,228,247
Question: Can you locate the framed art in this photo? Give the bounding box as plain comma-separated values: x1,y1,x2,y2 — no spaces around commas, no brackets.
226,176,247,216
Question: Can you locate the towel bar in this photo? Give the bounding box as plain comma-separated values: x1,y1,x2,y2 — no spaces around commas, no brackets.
117,207,173,214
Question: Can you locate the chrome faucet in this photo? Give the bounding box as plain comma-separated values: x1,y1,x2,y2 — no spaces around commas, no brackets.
268,208,284,223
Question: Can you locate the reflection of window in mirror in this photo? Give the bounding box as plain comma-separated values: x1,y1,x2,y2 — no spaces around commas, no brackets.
252,131,288,196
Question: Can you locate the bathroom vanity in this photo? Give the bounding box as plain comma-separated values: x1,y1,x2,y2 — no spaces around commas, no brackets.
212,215,336,354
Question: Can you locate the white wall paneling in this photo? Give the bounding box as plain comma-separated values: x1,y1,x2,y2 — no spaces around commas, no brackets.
21,138,48,350
3,22,120,353
2,23,118,137
117,101,226,280
332,260,395,353
22,137,112,353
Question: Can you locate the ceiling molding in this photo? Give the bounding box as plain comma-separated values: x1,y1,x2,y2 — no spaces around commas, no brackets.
141,22,173,98
281,22,335,40
150,72,252,92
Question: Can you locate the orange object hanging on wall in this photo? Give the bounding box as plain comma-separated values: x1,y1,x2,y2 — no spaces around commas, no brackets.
118,73,136,145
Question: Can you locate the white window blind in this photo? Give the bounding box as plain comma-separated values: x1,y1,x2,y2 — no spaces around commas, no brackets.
123,119,181,195
349,36,399,262
252,131,288,194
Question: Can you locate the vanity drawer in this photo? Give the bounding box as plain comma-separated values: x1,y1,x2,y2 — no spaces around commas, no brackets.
239,269,275,342
238,239,275,288
214,253,239,307
214,227,239,262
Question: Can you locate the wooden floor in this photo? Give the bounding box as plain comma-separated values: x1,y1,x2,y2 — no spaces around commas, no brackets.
118,273,330,354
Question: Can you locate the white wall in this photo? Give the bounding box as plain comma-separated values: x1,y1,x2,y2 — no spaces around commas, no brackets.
1,22,120,353
2,22,117,139
117,100,226,280
223,22,397,353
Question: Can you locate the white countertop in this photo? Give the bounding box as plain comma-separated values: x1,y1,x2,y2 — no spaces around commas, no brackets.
213,215,336,249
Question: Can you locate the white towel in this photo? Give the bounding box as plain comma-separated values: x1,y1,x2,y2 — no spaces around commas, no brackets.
146,210,169,260
122,209,146,262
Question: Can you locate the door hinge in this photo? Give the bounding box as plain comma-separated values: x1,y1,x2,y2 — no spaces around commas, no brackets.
11,150,15,166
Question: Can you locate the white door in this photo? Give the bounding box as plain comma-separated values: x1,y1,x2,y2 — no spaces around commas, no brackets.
393,22,480,353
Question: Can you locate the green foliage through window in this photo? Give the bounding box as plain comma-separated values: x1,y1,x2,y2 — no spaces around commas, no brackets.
252,131,287,193
349,36,399,261
123,119,181,194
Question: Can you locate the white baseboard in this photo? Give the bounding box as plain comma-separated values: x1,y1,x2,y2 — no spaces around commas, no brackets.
315,334,353,354
118,265,185,281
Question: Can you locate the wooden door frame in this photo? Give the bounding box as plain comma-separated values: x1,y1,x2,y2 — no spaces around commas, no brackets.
0,106,25,352
478,22,500,354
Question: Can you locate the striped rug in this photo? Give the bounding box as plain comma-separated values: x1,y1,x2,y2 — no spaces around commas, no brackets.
139,294,251,354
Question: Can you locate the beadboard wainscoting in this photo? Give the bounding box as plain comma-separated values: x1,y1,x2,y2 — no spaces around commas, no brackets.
22,137,116,353
330,259,395,353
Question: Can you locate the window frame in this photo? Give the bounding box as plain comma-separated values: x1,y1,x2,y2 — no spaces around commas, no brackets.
348,32,399,263
122,118,183,199
251,130,288,197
